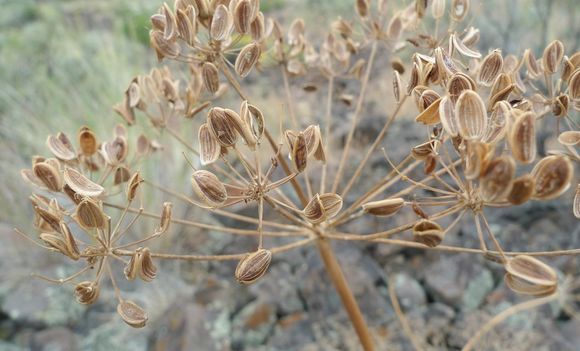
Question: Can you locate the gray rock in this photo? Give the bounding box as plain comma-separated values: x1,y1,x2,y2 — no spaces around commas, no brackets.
268,313,315,350
461,268,494,311
30,327,78,351
149,303,218,351
392,273,426,312
231,299,277,348
81,322,148,351
423,255,489,309
2,279,85,326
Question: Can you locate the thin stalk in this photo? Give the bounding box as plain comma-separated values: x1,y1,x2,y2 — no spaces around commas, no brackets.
462,294,556,351
332,41,379,193
388,275,424,351
103,203,307,237
114,236,316,261
280,64,298,128
341,96,407,198
141,180,298,230
320,76,334,193
316,237,375,351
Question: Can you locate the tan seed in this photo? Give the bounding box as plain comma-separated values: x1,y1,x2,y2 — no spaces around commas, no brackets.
235,248,272,284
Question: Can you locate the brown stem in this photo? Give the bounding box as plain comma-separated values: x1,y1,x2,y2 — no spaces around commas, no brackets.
332,41,379,193
316,237,375,351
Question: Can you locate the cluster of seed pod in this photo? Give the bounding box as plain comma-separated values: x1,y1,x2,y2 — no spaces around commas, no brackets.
17,0,580,344
19,125,175,328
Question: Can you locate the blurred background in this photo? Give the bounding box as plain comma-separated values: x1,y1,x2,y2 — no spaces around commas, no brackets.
0,0,579,350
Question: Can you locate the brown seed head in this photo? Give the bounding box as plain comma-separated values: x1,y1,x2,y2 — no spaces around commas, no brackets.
74,281,100,305
235,248,272,284
413,220,445,247
362,198,405,217
531,155,573,200
191,170,227,207
117,300,148,328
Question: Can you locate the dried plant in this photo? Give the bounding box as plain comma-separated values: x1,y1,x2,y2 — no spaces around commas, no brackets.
16,0,580,349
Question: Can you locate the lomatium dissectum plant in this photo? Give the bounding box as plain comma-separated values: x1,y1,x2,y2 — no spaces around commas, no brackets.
16,0,580,350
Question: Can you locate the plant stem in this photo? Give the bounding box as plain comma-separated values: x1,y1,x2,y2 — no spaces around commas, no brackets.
316,237,375,351
332,41,378,193
462,294,556,351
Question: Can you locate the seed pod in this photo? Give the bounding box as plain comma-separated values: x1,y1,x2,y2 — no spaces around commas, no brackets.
126,172,143,202
161,3,177,41
117,300,148,328
477,49,503,87
531,155,573,200
504,255,557,296
523,50,541,81
464,141,494,180
191,170,227,207
235,42,261,78
303,193,343,224
509,111,536,164
156,202,172,235
451,0,470,22
451,33,481,59
250,11,265,41
355,0,369,18
434,47,458,78
39,233,70,258
480,155,516,202
235,248,272,284
74,281,99,305
542,40,564,75
74,198,107,230
149,29,181,60
411,140,439,160
482,101,510,144
292,132,307,172
240,101,265,145
234,0,253,33
33,205,62,232
33,162,63,192
114,166,131,186
362,198,405,217
456,90,487,140
63,167,105,197
415,0,428,18
176,7,197,46
439,96,459,137
78,127,97,156
558,130,580,146
413,220,445,247
431,0,446,19
59,222,80,260
447,72,475,103
125,247,157,282
387,15,403,40
102,136,128,165
574,184,580,218
406,62,419,96
393,71,402,103
416,97,442,125
202,62,220,93
507,174,535,205
198,123,221,165
207,107,240,147
569,68,580,101
21,168,46,189
552,94,569,117
46,134,76,161
210,4,233,41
